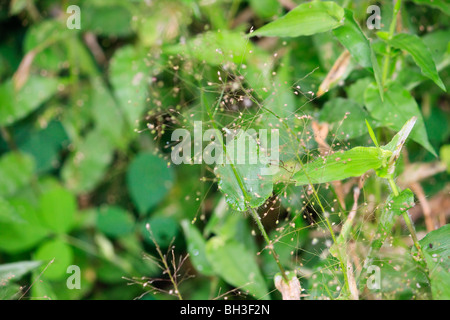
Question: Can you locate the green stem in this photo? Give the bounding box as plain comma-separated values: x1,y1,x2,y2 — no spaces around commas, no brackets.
382,0,402,86
249,208,289,283
200,89,289,284
387,177,425,261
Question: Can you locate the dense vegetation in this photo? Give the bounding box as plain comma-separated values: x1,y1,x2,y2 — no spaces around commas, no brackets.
0,0,449,300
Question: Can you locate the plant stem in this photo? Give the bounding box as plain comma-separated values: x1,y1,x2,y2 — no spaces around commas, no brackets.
249,208,289,283
382,0,402,86
387,177,425,261
200,88,289,284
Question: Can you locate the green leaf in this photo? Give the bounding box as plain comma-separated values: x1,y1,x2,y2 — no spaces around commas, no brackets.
0,76,58,126
345,77,373,105
83,3,133,37
371,189,415,251
440,145,450,173
181,220,214,276
0,198,49,254
215,131,273,211
141,217,179,248
249,0,281,20
127,153,174,215
411,0,450,15
18,121,68,173
0,261,42,283
251,1,344,38
38,186,77,234
62,129,114,194
319,97,379,139
292,147,391,186
34,239,74,280
383,33,446,91
109,45,150,127
0,152,34,197
415,224,450,299
364,82,436,156
205,236,269,299
333,10,372,69
97,206,135,238
24,20,70,72
167,30,256,66
0,197,23,223
366,119,380,148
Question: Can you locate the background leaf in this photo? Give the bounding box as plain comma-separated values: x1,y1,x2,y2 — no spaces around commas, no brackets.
364,82,436,155
127,153,174,215
205,236,269,299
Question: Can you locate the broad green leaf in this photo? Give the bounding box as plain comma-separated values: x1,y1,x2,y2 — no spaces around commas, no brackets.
0,197,23,223
18,121,68,173
97,206,135,238
167,30,256,66
292,147,391,186
62,129,114,194
109,45,150,128
370,189,415,252
205,236,269,299
90,77,126,148
0,261,42,283
215,131,273,211
83,3,133,37
251,1,344,38
38,185,77,234
345,77,372,105
361,252,430,300
34,239,74,280
0,76,58,126
333,10,372,69
126,153,174,215
319,97,380,139
364,82,436,156
0,198,48,254
181,220,214,276
0,152,34,197
411,0,450,15
249,0,281,19
140,216,179,248
414,224,450,299
24,19,70,71
381,33,446,91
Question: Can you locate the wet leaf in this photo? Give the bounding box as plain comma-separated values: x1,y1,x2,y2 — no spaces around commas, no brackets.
181,220,214,276
415,224,450,299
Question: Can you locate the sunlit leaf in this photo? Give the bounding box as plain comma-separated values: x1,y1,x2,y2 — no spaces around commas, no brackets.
251,1,344,38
